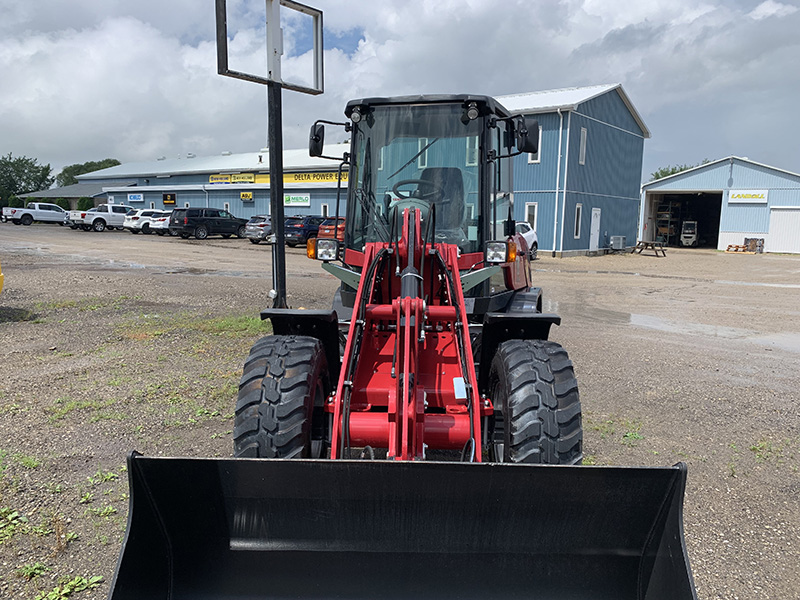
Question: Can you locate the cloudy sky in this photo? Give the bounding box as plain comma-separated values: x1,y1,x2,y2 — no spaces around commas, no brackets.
1,0,798,182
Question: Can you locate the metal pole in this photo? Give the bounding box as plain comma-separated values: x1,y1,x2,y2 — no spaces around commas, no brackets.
268,80,288,308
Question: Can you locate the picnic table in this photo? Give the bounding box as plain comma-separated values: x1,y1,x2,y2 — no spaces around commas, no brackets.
632,240,667,257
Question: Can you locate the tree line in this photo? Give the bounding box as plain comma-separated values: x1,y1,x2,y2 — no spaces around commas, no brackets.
0,154,120,208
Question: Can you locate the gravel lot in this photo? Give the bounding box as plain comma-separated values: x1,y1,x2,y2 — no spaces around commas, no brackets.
1,223,799,599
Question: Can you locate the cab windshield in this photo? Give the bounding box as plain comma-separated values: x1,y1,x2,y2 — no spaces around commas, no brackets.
346,103,482,254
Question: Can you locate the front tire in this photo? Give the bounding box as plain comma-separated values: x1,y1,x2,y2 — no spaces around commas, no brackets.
487,339,582,464
234,336,330,458
236,225,246,238
530,242,538,260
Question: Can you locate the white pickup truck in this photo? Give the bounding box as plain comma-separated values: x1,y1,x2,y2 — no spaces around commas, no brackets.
68,204,133,232
2,202,68,226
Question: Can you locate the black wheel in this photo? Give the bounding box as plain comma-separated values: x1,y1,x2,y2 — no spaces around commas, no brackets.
169,229,179,237
530,242,538,260
81,225,92,231
180,232,190,239
249,239,260,244
236,225,246,238
12,219,21,225
21,214,33,226
194,225,208,240
130,229,140,234
287,242,297,248
141,223,150,234
221,233,231,239
234,336,330,458
487,339,582,464
92,219,106,232
69,225,78,230
156,230,165,236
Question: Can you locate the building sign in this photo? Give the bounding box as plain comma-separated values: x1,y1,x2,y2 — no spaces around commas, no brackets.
232,173,255,183
254,171,348,185
163,193,177,205
240,191,254,202
729,189,768,204
209,174,231,184
127,193,144,203
284,193,311,207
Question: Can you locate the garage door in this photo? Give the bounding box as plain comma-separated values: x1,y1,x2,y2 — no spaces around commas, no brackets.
768,208,800,254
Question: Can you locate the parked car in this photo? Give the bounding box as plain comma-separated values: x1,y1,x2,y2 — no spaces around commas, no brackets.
69,204,134,232
148,211,175,236
123,209,162,234
244,215,272,244
168,207,248,239
3,202,68,226
515,221,538,259
318,218,345,240
284,215,326,247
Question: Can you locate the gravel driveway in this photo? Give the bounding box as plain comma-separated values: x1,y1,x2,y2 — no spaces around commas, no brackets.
1,224,798,599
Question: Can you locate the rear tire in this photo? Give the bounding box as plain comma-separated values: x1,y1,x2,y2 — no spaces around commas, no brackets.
487,339,582,464
234,336,330,459
194,226,208,240
92,219,106,232
249,239,260,244
21,214,33,226
142,223,150,234
180,232,190,239
530,242,538,260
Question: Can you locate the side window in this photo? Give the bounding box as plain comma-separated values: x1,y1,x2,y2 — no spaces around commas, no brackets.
113,206,126,214
97,205,108,213
525,202,538,232
579,127,587,165
574,203,583,239
528,126,542,164
219,211,231,218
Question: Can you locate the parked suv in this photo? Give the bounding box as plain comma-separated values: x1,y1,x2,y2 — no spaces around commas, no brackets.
244,215,272,244
169,207,248,239
284,215,326,247
123,209,161,234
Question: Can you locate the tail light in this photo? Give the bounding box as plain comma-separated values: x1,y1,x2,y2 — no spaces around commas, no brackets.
184,217,188,225
132,216,140,221
81,213,86,218
258,223,268,228
292,224,303,228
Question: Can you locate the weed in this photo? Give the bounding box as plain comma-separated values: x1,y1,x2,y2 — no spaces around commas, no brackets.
48,398,114,423
87,469,119,485
582,454,598,465
621,420,644,447
16,453,41,469
89,505,117,518
47,482,66,494
0,449,7,479
79,492,94,505
16,562,50,580
0,508,29,543
34,575,103,599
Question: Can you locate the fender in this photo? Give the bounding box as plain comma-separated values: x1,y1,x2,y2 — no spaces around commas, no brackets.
260,309,341,379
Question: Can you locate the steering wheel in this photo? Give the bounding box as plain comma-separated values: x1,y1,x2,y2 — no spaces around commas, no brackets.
392,179,446,200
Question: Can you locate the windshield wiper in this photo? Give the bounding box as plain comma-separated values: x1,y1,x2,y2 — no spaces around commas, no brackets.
388,138,439,179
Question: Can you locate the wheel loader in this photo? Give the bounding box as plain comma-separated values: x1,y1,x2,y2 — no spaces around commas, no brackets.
109,95,696,599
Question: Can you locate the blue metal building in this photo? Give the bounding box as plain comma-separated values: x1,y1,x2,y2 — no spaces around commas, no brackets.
640,157,800,254
499,84,650,255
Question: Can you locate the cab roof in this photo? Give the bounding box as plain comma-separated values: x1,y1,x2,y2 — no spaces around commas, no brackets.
345,95,512,119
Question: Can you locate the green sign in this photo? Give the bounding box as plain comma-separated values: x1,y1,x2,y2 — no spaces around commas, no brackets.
284,193,310,207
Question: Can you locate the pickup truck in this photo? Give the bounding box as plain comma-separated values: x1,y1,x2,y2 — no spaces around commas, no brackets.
68,204,133,232
2,202,68,226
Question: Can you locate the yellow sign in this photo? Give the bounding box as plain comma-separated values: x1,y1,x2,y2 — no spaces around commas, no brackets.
254,171,348,185
209,174,231,184
240,191,253,201
255,174,270,184
232,173,255,183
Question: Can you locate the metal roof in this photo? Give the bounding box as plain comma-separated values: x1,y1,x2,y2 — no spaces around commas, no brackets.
641,156,800,190
20,181,136,199
497,84,650,138
77,145,350,181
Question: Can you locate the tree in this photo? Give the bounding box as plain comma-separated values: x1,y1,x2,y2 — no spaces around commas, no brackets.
54,197,71,211
77,197,94,211
649,159,711,182
56,158,121,187
0,153,54,206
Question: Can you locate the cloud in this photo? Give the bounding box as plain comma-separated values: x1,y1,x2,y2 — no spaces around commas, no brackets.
0,0,798,179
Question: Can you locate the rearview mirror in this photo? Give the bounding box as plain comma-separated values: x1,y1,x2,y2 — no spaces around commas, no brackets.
309,123,325,157
516,117,539,155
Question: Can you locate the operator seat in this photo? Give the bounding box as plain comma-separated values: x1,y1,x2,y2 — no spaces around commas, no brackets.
418,167,464,230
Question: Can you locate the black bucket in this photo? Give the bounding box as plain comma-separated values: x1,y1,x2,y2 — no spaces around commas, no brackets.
109,453,696,600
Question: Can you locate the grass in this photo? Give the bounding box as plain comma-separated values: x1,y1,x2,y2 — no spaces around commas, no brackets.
117,312,271,342
48,398,115,423
16,562,50,580
34,575,103,600
15,453,41,469
0,507,29,543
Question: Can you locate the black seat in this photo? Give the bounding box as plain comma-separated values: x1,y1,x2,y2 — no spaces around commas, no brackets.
418,168,464,229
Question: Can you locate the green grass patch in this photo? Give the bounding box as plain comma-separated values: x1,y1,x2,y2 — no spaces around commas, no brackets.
48,398,115,423
16,561,50,580
35,575,103,599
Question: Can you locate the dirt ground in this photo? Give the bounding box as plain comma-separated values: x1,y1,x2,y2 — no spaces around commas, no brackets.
0,224,798,599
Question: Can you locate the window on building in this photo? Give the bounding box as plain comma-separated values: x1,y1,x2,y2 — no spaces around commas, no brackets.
378,147,384,171
223,202,230,212
525,202,538,232
150,201,155,209
185,202,190,208
321,203,329,217
574,203,583,238
418,137,429,169
579,127,587,165
466,136,478,166
527,126,543,164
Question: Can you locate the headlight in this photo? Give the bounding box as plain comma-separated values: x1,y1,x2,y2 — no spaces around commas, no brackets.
308,238,339,261
485,241,509,264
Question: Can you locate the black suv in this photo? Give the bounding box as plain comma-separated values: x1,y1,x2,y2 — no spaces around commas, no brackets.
284,215,326,247
169,207,248,240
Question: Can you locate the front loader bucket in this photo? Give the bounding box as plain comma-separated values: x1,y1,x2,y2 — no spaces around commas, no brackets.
110,453,696,600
